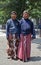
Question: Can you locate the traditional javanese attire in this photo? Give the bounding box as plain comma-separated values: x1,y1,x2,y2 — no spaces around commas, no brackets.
17,18,36,61
6,18,21,58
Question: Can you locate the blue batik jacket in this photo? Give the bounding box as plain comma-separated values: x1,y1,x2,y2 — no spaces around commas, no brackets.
20,18,36,38
6,18,21,38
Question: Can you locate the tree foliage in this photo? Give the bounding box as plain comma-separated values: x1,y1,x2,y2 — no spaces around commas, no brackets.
0,0,41,24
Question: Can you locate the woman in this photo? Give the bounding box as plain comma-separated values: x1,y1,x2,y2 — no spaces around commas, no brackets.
6,11,20,59
17,11,36,62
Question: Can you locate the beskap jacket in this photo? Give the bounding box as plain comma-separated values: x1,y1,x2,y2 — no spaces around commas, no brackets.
6,18,21,39
20,18,36,38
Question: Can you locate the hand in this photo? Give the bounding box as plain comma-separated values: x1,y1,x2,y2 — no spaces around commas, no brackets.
31,36,36,40
8,34,13,41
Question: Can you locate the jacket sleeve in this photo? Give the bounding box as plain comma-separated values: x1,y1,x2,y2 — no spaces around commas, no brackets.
31,22,36,39
17,20,21,38
6,20,10,39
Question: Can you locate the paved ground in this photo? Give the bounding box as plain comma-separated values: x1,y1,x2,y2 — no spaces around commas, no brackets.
0,32,41,65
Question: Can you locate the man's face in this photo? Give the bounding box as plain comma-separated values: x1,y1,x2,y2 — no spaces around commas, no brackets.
23,12,29,19
11,13,17,20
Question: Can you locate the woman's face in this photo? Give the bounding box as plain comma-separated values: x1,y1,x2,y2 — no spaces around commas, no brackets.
23,12,29,19
11,13,17,20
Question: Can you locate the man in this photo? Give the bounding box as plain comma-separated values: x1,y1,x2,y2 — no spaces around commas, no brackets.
6,11,21,59
17,11,36,62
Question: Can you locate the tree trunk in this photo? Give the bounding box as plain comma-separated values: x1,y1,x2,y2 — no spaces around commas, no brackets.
39,18,41,37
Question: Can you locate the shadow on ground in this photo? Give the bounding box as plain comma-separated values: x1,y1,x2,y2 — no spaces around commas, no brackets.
32,38,41,51
30,56,41,62
32,38,41,44
37,44,41,51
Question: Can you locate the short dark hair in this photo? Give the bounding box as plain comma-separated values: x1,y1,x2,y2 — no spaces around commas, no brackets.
11,11,17,15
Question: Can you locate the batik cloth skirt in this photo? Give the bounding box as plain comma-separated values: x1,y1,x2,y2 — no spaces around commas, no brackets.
7,34,19,58
17,34,31,61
